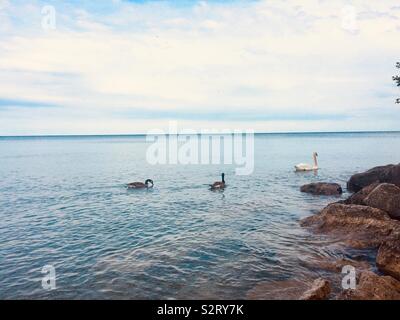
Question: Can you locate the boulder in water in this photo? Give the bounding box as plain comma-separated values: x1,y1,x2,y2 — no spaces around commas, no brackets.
377,236,400,281
299,278,331,300
342,182,380,205
300,182,343,196
340,271,400,300
363,183,400,220
300,203,400,248
347,164,400,192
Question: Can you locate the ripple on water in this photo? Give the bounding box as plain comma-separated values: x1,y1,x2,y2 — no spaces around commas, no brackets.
1,133,400,298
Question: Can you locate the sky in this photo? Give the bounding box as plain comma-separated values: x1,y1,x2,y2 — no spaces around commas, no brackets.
0,0,399,135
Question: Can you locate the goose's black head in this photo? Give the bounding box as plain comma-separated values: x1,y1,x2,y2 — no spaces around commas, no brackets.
222,173,225,183
145,179,154,188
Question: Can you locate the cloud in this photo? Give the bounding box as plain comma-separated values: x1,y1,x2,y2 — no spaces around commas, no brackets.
0,0,399,135
0,97,57,108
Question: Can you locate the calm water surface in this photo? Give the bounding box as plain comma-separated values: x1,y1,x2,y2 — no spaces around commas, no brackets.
1,132,400,299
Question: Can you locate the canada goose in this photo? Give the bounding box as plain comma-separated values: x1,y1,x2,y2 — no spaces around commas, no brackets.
210,173,226,190
127,179,154,189
295,152,319,172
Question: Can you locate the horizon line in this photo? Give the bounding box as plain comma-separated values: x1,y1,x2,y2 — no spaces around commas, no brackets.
1,130,400,138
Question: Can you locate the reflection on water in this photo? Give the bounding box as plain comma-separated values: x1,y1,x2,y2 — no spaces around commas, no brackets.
0,132,399,299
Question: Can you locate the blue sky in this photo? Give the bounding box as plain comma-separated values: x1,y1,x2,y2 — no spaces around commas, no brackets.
0,0,399,135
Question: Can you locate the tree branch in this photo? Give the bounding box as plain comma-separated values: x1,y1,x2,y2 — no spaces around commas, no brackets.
394,75,400,87
395,62,400,103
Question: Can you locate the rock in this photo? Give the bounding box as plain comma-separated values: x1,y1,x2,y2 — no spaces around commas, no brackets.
342,183,400,219
300,203,400,248
340,271,400,300
347,163,400,192
363,183,400,220
300,278,331,300
377,236,400,281
246,279,308,300
300,183,343,196
343,182,380,205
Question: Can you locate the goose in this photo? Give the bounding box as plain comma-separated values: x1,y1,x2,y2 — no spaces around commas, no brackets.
210,173,226,190
295,152,319,172
127,179,154,189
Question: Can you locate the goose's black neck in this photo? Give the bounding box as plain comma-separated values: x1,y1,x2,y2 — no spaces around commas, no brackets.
222,173,225,183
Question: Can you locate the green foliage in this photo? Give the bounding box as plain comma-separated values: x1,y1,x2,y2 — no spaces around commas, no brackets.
394,62,400,103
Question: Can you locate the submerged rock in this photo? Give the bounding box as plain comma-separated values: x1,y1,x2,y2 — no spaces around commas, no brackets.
246,279,308,300
300,203,400,248
377,236,400,281
347,164,400,192
340,271,400,300
363,183,400,220
300,278,331,300
300,183,343,196
302,257,371,273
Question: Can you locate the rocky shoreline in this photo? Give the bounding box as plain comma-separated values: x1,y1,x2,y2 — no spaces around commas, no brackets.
298,163,400,300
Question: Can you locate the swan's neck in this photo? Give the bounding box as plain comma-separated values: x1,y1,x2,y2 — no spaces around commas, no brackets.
313,154,318,168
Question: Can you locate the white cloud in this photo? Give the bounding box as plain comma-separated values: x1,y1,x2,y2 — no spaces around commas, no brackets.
0,0,399,135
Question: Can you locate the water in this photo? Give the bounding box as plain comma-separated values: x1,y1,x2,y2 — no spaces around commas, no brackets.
1,132,399,299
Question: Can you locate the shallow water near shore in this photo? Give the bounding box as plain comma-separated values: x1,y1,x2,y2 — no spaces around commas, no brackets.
1,132,400,299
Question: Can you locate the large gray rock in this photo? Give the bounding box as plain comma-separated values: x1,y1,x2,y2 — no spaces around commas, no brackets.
300,183,343,196
300,203,400,248
363,183,400,220
347,164,400,192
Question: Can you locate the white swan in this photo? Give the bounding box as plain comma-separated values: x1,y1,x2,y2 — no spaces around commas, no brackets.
295,152,319,171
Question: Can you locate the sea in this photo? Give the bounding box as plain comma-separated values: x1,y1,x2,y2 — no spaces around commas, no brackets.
1,132,399,299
